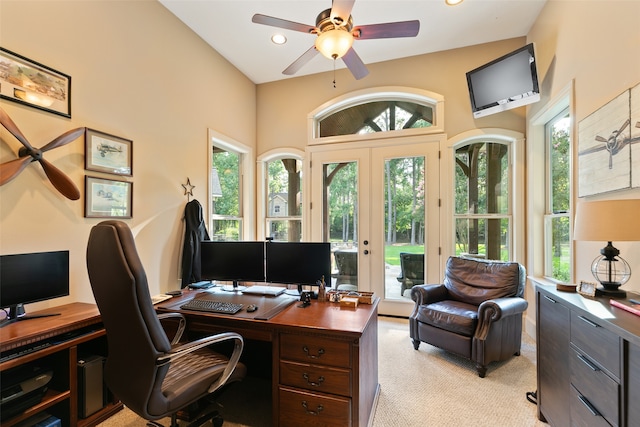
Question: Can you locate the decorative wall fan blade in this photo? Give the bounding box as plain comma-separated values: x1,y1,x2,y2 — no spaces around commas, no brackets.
342,48,369,80
252,14,315,33
0,157,32,185
0,106,83,200
354,20,420,40
330,0,355,26
38,158,81,200
283,46,320,75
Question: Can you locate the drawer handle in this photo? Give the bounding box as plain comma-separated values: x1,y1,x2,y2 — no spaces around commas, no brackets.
578,315,600,328
303,373,325,387
302,346,325,359
578,394,600,417
543,295,557,303
577,353,600,371
301,401,324,416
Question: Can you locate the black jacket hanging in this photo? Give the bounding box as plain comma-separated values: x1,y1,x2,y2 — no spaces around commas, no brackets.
181,199,210,287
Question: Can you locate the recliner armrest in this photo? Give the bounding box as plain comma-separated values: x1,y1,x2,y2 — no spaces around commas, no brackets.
475,297,528,339
410,284,448,305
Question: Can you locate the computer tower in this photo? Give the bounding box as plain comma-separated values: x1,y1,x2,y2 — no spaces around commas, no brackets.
77,355,105,418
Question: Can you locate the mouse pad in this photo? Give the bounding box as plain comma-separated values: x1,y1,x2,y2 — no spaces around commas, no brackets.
185,290,297,320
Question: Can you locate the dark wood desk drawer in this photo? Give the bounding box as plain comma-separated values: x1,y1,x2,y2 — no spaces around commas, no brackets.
570,347,619,426
570,384,614,427
280,360,351,396
280,334,350,368
279,386,351,427
570,311,620,379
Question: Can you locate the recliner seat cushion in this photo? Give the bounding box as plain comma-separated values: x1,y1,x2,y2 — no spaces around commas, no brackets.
416,300,478,337
444,257,521,305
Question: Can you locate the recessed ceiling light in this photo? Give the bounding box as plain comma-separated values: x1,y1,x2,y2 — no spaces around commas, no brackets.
271,34,287,45
446,0,464,5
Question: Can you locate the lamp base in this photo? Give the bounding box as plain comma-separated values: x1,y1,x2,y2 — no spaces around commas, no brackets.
596,285,627,298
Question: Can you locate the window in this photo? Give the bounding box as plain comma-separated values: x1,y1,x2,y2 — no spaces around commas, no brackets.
266,157,302,242
210,145,243,240
454,141,512,261
544,109,571,281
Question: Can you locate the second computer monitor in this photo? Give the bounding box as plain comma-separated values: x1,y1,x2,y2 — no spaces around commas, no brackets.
265,242,331,288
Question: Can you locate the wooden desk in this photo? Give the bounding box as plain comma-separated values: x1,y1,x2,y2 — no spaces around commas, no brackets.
0,302,123,427
157,289,380,427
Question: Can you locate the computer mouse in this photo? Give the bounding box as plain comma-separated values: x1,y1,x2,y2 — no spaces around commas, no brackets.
246,304,258,312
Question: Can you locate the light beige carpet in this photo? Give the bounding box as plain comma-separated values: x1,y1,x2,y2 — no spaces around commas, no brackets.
98,317,547,426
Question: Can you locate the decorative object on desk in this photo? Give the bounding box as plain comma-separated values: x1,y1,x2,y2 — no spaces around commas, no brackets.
576,280,597,297
298,291,312,308
556,283,577,292
0,107,83,200
84,128,132,176
573,198,640,297
84,176,132,218
0,47,71,117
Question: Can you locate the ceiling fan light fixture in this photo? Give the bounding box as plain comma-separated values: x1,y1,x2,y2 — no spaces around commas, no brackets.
445,0,464,5
315,28,353,59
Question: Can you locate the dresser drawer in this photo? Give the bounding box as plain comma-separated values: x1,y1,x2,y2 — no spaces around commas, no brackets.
570,347,619,426
279,386,351,427
280,360,351,396
570,311,620,379
280,333,351,368
570,384,613,427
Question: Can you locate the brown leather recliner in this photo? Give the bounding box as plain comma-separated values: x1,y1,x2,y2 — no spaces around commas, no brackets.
409,256,528,377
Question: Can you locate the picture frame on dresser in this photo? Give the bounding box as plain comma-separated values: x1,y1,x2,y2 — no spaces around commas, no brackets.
0,47,71,118
85,176,132,218
85,128,132,176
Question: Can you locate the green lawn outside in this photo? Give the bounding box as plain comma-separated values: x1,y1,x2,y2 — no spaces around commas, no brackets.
385,244,424,266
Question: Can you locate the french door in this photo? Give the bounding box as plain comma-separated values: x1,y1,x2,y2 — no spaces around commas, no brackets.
308,137,442,317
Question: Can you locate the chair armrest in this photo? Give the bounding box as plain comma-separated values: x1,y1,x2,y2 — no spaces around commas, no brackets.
475,297,528,338
157,312,186,345
410,284,448,305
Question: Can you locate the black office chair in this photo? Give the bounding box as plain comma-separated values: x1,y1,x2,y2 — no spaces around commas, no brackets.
86,220,245,427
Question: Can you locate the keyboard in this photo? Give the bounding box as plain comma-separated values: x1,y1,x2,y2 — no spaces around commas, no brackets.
180,299,244,314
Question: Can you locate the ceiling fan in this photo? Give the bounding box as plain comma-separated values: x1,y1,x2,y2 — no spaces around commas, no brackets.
252,0,420,80
0,107,84,200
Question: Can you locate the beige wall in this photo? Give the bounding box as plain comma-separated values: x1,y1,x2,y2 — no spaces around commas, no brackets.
528,0,640,288
0,0,256,308
256,38,527,155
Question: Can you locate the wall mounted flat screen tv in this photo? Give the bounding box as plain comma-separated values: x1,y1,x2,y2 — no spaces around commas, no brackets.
0,250,70,326
466,43,540,118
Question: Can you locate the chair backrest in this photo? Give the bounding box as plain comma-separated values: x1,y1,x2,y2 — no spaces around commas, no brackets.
399,253,424,281
86,220,172,417
334,251,357,276
443,256,525,305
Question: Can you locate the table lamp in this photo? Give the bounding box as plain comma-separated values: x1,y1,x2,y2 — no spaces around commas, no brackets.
573,198,640,297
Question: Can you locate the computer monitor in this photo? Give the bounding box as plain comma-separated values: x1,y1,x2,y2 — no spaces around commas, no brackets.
200,241,265,291
0,250,70,327
265,242,331,295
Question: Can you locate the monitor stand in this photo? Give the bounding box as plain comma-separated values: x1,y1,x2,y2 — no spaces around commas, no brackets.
0,304,60,328
222,280,247,292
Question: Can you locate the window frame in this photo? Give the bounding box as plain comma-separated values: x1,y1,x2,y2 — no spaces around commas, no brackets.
207,128,255,240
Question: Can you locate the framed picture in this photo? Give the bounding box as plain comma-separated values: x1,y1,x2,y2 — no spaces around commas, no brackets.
577,280,597,298
85,128,132,176
85,176,132,218
0,47,71,118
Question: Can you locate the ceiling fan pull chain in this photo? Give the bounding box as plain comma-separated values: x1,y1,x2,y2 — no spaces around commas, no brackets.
333,59,337,88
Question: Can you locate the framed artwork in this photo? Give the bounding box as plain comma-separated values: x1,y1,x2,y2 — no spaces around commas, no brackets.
85,128,132,176
0,47,71,118
578,83,640,197
577,281,597,298
85,176,132,218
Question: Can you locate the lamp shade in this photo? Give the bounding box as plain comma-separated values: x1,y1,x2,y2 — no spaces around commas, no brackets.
573,199,640,242
315,29,354,59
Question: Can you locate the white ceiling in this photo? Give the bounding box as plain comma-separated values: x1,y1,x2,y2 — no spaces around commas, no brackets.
159,0,547,85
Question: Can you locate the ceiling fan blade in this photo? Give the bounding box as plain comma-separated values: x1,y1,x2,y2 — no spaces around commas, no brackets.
0,157,33,185
342,48,369,80
353,20,420,40
283,46,320,75
0,107,35,152
252,14,315,34
38,158,80,200
331,0,355,26
40,127,85,152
